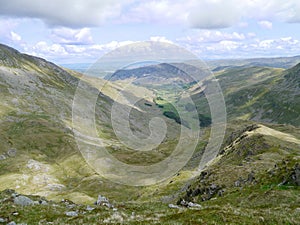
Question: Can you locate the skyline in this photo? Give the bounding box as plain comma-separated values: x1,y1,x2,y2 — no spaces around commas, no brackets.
0,0,300,64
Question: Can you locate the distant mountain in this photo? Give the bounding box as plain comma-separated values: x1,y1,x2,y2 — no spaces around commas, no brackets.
106,63,199,86
208,55,300,70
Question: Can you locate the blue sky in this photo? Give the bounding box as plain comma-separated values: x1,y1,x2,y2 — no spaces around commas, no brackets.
0,0,300,64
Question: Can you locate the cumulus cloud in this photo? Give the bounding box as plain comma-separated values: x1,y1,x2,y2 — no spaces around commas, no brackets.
90,40,136,52
123,0,300,29
51,27,93,45
22,40,139,63
32,41,68,56
10,31,21,42
0,0,128,27
174,30,300,59
177,31,246,44
0,0,300,29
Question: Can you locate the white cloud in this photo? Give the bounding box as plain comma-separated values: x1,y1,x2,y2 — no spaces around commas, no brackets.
258,39,274,49
150,36,173,44
20,37,179,63
177,31,246,44
0,0,300,29
51,27,93,45
90,40,136,52
10,31,21,42
175,31,300,59
0,0,129,27
22,40,139,63
123,0,300,29
256,37,299,50
258,20,273,29
12,34,300,64
33,41,68,55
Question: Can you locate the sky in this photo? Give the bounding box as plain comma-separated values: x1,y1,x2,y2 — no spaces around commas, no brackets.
0,0,300,64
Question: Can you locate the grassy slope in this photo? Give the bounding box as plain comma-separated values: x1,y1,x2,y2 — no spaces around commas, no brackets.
0,44,192,204
191,64,300,126
0,44,299,224
0,122,299,224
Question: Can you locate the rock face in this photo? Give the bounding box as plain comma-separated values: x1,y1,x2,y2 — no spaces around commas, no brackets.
14,195,35,206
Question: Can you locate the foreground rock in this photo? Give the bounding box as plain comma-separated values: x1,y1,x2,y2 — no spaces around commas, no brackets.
14,196,35,206
95,195,114,208
179,199,202,209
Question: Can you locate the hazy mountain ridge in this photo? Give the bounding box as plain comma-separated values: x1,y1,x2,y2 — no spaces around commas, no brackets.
207,55,300,70
62,55,300,75
106,63,196,85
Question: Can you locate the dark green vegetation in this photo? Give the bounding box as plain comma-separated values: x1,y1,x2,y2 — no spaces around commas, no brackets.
0,43,299,224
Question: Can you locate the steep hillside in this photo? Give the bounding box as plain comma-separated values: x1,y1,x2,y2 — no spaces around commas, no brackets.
0,44,190,203
0,44,91,201
190,64,300,126
172,121,300,224
226,64,300,125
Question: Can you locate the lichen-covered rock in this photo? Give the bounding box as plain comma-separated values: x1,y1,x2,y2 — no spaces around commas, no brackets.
14,196,35,206
7,149,17,157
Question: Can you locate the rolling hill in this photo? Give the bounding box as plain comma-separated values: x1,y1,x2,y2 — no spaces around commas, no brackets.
0,43,299,224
